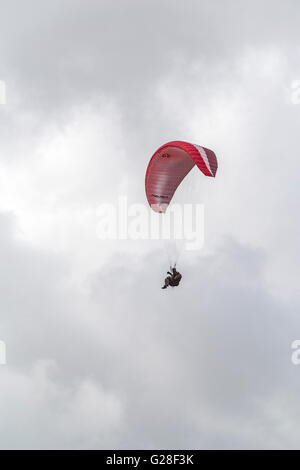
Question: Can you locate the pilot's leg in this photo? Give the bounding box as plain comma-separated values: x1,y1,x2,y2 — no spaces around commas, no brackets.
162,276,171,289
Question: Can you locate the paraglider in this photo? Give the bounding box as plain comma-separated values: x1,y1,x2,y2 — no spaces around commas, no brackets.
145,140,218,213
145,140,218,288
161,265,182,289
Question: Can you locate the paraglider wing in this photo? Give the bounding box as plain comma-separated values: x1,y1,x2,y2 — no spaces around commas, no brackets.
145,140,218,213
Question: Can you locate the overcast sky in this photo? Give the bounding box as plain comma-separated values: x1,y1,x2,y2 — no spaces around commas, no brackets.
0,0,300,449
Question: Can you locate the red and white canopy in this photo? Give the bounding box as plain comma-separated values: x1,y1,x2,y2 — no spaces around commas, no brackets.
145,140,218,213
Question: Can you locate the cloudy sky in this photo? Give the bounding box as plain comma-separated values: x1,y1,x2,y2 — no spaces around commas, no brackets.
0,0,300,449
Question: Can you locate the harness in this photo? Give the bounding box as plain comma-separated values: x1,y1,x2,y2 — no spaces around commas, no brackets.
169,273,182,286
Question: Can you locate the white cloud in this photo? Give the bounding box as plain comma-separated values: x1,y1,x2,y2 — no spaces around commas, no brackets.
0,361,123,449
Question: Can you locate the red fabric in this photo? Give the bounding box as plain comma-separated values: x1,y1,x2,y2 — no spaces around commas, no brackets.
145,141,218,213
